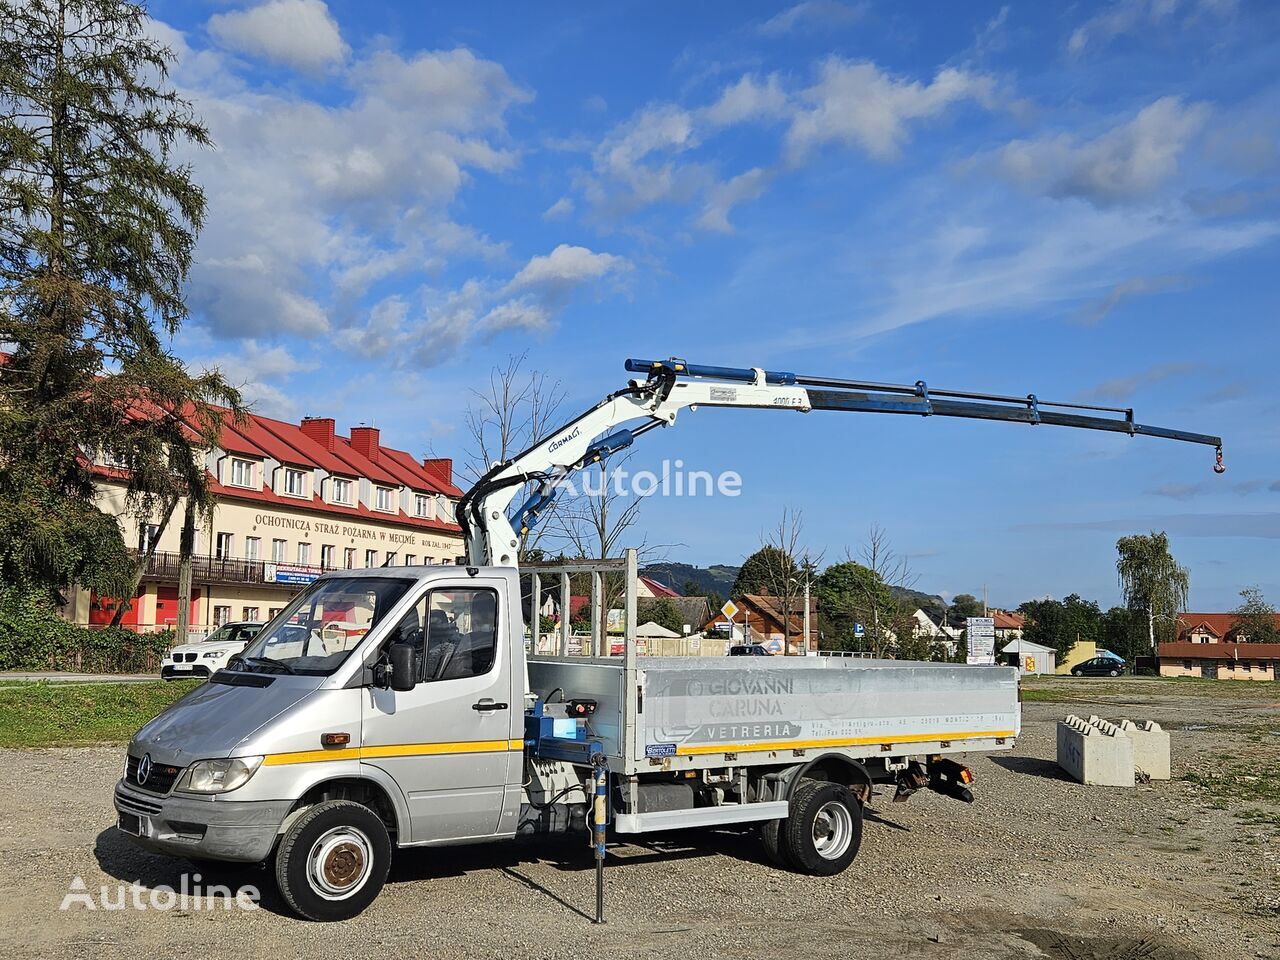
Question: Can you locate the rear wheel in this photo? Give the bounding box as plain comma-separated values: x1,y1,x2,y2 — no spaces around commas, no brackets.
760,817,791,868
1072,669,1083,677
780,780,863,876
274,799,391,921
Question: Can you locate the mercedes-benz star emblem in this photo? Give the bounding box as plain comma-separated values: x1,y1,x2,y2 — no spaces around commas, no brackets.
137,753,152,785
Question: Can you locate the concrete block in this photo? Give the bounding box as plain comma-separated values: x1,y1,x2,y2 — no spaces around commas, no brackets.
1116,719,1171,780
1056,714,1135,787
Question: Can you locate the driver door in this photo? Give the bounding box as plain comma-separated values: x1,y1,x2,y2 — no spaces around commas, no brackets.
362,579,517,843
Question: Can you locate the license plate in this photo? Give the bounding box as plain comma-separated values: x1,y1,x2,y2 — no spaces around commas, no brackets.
118,812,143,836
171,663,192,670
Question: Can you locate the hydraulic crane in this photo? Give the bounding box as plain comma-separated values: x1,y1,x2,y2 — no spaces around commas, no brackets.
458,358,1224,569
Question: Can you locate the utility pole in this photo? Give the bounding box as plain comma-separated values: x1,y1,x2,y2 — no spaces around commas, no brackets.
803,573,811,656
175,500,196,645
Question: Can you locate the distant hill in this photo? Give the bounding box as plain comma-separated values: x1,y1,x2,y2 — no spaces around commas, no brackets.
890,586,947,622
641,562,738,599
643,562,950,621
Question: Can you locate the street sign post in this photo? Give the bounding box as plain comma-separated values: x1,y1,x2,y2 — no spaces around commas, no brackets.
966,617,996,665
720,600,739,643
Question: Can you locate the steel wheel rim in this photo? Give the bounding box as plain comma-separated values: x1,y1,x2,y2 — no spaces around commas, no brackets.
812,800,854,860
306,826,373,900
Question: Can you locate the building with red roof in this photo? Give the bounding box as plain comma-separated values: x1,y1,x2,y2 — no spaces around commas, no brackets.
72,404,464,635
1157,611,1280,681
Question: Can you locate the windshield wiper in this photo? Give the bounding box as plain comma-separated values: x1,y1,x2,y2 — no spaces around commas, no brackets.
238,656,296,675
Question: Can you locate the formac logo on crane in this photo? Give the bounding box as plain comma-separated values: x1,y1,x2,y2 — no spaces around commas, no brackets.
547,425,581,454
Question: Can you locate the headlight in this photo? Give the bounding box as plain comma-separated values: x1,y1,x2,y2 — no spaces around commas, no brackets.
201,651,224,659
175,756,264,794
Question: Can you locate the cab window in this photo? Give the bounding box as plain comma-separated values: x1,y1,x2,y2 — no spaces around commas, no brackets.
387,588,498,682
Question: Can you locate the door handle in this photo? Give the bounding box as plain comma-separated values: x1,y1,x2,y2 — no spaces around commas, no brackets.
472,699,508,712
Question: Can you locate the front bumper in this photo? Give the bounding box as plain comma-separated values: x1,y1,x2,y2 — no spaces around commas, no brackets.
161,664,211,681
113,779,291,863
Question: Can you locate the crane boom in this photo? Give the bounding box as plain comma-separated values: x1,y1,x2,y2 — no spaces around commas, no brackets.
458,358,1224,568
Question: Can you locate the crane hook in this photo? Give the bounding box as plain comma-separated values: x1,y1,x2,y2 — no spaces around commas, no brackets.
1213,446,1226,474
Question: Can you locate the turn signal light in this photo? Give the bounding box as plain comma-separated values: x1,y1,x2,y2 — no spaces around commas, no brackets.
321,732,351,747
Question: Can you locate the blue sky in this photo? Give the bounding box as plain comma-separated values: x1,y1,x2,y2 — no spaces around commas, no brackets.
148,0,1279,610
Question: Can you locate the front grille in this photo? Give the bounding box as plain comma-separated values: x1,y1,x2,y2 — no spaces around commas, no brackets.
184,652,197,662
125,755,184,795
115,787,162,816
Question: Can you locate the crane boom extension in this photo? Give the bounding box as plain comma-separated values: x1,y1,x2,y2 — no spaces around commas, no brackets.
459,358,1224,568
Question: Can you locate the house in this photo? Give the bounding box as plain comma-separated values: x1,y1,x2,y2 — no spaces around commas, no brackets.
990,610,1025,642
702,591,819,655
1158,611,1280,680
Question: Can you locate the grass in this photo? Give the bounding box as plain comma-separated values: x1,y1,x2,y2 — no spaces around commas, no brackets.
1020,674,1280,702
0,680,198,748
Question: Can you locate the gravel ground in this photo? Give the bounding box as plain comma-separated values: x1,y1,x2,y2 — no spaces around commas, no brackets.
0,679,1277,960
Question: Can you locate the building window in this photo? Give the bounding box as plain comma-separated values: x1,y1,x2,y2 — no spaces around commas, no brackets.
213,605,232,626
344,547,356,569
385,551,396,566
365,549,377,568
268,607,284,620
1183,660,1192,671
375,486,394,513
297,542,312,565
415,494,432,519
242,606,260,622
282,467,307,497
404,554,416,566
271,538,286,562
229,457,255,488
321,544,335,569
245,537,261,561
331,477,353,505
215,532,233,560
139,523,161,554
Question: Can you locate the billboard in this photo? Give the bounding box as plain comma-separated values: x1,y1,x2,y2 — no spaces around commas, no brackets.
966,617,996,665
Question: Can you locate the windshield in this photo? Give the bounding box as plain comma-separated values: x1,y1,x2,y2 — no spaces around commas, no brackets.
203,624,259,645
234,577,413,676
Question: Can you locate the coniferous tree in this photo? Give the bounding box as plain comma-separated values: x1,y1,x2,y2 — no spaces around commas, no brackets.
0,0,240,604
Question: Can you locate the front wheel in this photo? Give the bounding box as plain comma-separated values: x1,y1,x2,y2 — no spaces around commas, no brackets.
781,780,863,876
274,799,391,921
1109,669,1120,677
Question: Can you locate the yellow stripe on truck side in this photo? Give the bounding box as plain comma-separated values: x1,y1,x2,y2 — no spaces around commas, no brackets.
263,738,525,766
674,729,1016,757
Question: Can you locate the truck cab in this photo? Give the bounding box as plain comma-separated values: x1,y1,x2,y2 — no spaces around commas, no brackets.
117,566,526,920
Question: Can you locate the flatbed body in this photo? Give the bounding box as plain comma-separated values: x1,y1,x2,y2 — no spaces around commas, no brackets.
528,654,1019,776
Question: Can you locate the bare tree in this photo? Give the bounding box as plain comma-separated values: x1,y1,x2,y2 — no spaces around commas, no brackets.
737,509,822,655
462,353,566,559
852,524,919,658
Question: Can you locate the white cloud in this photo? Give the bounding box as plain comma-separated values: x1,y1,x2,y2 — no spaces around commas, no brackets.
543,197,575,220
508,244,629,292
159,22,532,341
785,60,996,163
758,1,865,36
208,0,348,72
335,245,628,367
995,97,1210,206
695,167,771,233
1078,362,1197,402
195,339,320,418
1067,0,1238,57
701,75,790,128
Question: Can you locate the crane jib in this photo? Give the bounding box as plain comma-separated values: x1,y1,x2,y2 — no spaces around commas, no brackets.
805,389,1223,448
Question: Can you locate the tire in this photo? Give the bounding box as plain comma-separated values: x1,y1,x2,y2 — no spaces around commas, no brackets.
780,780,863,877
760,817,791,868
1109,669,1120,677
1072,669,1082,677
274,799,391,921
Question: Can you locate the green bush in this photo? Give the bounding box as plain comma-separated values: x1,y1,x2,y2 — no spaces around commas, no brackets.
0,588,173,673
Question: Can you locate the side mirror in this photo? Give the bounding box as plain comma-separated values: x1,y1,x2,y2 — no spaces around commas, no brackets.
388,642,417,692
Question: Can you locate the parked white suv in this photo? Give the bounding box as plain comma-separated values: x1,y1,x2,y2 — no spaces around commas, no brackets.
161,621,264,680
